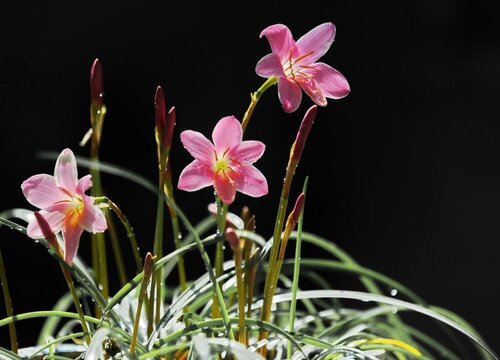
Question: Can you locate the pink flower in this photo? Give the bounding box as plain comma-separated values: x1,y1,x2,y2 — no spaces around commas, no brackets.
21,148,107,264
178,116,268,204
256,23,350,113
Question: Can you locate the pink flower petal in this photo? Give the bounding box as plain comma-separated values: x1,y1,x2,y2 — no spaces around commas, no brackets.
295,23,336,64
311,62,350,99
255,53,285,78
235,165,268,198
21,174,70,209
178,160,213,192
228,140,265,165
259,24,295,61
298,78,327,107
63,220,84,265
212,116,242,154
213,171,237,204
278,77,302,113
77,174,93,194
54,148,79,193
27,208,67,238
180,130,215,164
79,195,107,233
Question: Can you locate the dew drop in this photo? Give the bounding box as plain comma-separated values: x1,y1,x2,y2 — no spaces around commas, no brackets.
390,289,398,297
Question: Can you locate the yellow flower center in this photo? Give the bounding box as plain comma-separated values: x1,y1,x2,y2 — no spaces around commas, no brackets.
215,157,229,172
59,193,85,226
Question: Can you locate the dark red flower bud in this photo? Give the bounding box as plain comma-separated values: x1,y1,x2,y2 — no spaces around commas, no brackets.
291,105,317,163
90,58,104,107
225,228,240,249
291,193,305,223
155,86,167,134
165,106,176,150
34,212,61,257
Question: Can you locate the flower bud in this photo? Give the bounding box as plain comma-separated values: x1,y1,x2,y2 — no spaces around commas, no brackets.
154,86,167,136
34,212,62,258
165,106,176,151
143,252,156,278
225,228,241,250
290,105,317,163
291,193,305,223
90,58,104,108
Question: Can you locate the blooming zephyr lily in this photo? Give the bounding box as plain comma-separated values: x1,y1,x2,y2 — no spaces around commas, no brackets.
21,148,107,264
178,116,268,204
256,23,350,113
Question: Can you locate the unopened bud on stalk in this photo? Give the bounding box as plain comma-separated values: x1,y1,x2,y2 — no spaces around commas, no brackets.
280,192,306,260
155,86,176,159
143,252,156,278
241,206,251,226
88,58,106,149
290,105,317,163
34,212,63,259
225,228,241,250
245,215,256,232
291,193,305,224
166,106,176,151
154,86,167,135
90,58,104,108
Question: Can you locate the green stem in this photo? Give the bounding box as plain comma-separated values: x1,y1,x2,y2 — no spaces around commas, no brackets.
0,249,18,353
164,162,187,293
89,96,109,305
130,253,154,355
90,163,109,305
288,177,308,358
105,213,128,286
212,198,227,319
234,247,246,345
94,196,142,273
60,264,91,345
241,77,277,132
97,232,108,298
259,155,296,344
150,166,166,332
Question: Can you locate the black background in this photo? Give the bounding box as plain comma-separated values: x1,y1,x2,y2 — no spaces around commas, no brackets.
1,0,499,353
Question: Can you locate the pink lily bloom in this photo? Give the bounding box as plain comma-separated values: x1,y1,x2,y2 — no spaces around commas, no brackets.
21,148,107,264
178,116,268,204
256,23,350,113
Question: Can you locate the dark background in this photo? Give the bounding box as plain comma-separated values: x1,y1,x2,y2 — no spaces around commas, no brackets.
1,0,499,354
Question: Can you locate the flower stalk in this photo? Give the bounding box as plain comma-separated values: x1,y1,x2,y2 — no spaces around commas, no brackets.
150,86,177,329
130,252,155,355
226,228,246,345
243,214,257,319
164,161,187,293
241,76,277,132
34,212,91,345
259,105,316,352
288,178,308,359
160,102,187,294
89,58,109,302
93,196,141,272
212,197,228,320
0,249,18,353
